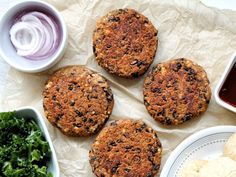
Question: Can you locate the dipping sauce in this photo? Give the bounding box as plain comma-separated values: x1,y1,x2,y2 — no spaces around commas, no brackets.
9,11,61,60
219,62,236,107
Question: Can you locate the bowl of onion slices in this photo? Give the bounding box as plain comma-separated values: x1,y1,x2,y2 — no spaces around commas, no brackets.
0,0,68,73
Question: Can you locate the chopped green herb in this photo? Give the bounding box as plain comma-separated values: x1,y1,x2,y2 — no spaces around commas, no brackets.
0,111,52,177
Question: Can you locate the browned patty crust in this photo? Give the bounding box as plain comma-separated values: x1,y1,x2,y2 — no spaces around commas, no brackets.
93,8,158,78
43,66,114,136
143,58,211,126
89,119,162,177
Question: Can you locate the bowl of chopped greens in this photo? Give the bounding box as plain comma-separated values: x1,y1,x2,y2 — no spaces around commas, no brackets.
0,107,59,177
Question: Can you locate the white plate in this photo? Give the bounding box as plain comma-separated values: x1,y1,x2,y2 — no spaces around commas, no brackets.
160,126,236,177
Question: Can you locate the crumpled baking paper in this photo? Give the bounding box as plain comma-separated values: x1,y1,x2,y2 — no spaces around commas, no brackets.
1,0,236,176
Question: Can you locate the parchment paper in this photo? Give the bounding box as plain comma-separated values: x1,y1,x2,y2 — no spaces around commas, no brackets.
1,0,236,176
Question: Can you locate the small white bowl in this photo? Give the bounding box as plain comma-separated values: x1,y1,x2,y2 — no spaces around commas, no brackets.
0,0,68,73
214,52,236,113
16,106,60,176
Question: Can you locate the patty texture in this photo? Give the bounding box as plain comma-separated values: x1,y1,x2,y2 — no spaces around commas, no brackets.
43,66,114,136
143,58,211,125
93,8,158,78
89,119,162,177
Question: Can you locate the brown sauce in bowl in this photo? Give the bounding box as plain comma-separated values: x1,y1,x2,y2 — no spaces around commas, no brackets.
219,62,236,107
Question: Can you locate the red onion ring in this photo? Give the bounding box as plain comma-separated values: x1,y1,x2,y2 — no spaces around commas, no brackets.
10,11,60,60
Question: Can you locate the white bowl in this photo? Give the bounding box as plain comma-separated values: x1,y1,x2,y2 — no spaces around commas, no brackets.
160,126,236,177
214,52,236,113
0,0,68,73
16,106,60,177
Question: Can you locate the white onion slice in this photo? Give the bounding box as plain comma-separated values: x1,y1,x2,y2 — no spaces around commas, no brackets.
9,11,60,60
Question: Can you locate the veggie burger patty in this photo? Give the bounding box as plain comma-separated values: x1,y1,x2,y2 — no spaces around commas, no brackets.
89,119,162,177
93,8,158,78
43,66,114,137
143,58,211,125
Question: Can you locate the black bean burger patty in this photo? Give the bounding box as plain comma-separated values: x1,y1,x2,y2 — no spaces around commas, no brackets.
89,119,162,177
43,66,114,136
143,58,211,125
93,8,158,78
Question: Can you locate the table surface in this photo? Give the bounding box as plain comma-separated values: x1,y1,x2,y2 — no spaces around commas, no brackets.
0,0,236,92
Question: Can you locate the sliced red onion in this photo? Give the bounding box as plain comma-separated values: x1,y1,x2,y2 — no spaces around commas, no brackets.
9,11,60,60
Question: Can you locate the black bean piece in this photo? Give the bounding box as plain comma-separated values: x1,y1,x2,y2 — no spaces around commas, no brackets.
108,16,120,22
198,104,202,109
184,66,190,72
90,156,96,162
172,111,178,118
93,46,96,53
173,62,182,72
151,88,162,93
82,117,87,122
189,68,196,75
88,118,94,123
109,141,117,146
157,109,165,117
144,19,149,24
166,83,172,88
95,38,101,45
56,102,62,108
153,163,160,170
162,95,167,101
111,166,118,174
141,123,147,129
182,113,193,122
137,60,145,67
75,110,83,117
118,9,127,14
132,148,141,153
148,155,153,162
70,100,75,106
165,118,172,125
116,139,123,143
124,168,130,173
106,44,112,48
56,86,60,91
146,172,153,177
125,145,133,150
52,95,56,101
103,88,113,103
186,75,196,82
55,114,63,122
73,123,82,128
110,121,118,126
68,85,73,91
150,146,158,154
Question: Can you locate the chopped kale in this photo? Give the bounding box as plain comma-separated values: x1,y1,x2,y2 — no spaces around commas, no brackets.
0,111,52,177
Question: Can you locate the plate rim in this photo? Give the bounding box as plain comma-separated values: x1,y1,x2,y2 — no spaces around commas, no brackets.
160,125,236,177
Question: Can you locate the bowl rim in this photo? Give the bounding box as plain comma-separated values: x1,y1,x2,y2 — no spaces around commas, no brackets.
0,0,68,73
15,106,60,177
214,52,236,113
